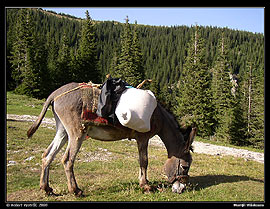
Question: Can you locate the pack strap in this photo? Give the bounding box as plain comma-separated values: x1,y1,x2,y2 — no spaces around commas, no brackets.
54,82,101,102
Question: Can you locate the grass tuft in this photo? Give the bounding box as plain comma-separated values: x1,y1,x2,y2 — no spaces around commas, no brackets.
6,92,264,202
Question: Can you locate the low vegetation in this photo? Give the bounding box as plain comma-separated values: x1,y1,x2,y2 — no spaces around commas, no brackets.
6,120,264,201
6,91,53,118
6,91,264,201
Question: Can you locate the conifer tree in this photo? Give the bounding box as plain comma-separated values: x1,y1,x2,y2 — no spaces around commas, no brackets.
72,10,101,83
31,33,50,98
46,33,58,82
114,16,135,84
112,17,144,86
132,21,144,84
236,61,264,148
176,25,213,137
55,31,72,86
9,9,42,97
248,65,264,148
211,33,235,142
5,9,264,148
229,94,248,146
109,51,120,77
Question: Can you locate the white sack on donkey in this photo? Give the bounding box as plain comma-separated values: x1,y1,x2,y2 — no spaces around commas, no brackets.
115,88,157,133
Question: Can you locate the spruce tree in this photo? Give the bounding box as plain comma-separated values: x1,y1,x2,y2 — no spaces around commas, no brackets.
131,21,144,84
109,51,120,77
72,10,101,83
114,16,135,84
9,9,40,97
248,64,264,148
112,17,144,86
176,25,213,137
229,95,248,146
211,33,235,142
55,31,72,86
31,32,50,98
237,61,264,148
46,33,59,85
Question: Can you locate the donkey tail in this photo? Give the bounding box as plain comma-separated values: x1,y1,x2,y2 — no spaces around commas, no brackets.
27,95,54,138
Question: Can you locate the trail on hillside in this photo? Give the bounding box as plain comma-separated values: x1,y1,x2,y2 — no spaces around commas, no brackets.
7,114,264,164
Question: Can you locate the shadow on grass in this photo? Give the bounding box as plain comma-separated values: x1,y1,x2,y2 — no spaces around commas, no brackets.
31,174,263,200
95,174,264,195
189,175,264,191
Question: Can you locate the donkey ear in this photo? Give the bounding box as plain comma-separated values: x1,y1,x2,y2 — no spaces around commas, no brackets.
184,127,197,153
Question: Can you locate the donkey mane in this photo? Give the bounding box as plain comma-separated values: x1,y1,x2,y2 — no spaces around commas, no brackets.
157,103,194,152
157,103,181,131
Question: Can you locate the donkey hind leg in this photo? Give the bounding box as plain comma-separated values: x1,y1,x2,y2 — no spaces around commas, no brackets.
61,130,86,197
40,120,68,195
136,138,153,192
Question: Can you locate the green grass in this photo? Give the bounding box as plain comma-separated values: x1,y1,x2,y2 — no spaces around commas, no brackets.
6,91,263,153
6,120,264,202
6,91,53,118
6,92,264,202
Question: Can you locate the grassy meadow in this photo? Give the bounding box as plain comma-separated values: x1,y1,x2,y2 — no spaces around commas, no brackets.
6,92,264,202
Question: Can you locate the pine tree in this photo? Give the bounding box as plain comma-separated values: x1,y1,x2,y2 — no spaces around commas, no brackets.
72,10,101,83
237,61,264,148
114,16,135,84
111,17,144,86
55,31,72,86
211,33,235,142
31,32,50,98
176,25,213,137
248,65,264,148
46,33,59,82
109,51,120,77
229,96,248,146
132,21,144,84
9,9,40,97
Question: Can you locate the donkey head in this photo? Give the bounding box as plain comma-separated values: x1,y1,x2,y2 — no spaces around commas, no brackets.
164,126,197,192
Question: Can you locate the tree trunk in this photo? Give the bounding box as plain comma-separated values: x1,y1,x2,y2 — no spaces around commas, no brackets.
247,64,252,133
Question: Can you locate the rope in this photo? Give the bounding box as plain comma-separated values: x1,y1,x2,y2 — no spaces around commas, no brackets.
53,78,151,102
54,85,82,101
53,82,102,102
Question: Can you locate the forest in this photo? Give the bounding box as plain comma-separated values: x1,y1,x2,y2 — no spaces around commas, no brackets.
6,8,264,149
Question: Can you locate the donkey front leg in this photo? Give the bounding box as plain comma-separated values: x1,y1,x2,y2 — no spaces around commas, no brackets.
136,138,153,192
61,134,85,197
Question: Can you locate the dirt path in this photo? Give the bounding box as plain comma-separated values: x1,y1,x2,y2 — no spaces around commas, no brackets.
7,114,264,164
150,136,264,164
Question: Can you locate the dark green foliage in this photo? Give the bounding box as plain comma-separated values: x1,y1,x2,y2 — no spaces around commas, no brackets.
6,8,264,93
176,26,213,137
110,17,133,80
9,9,50,98
229,98,249,146
111,17,144,87
6,8,264,149
71,10,101,83
53,31,73,88
211,33,235,142
9,9,34,91
131,21,145,84
235,62,264,148
248,66,264,148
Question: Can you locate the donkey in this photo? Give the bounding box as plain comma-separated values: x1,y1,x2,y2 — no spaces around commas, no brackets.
27,82,197,197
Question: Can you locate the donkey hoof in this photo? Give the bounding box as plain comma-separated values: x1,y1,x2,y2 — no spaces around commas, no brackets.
41,186,54,196
142,184,155,194
74,189,84,197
